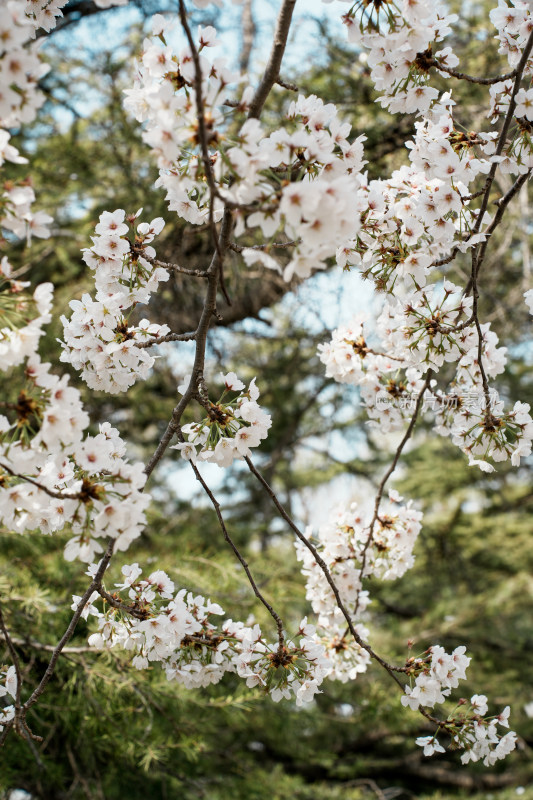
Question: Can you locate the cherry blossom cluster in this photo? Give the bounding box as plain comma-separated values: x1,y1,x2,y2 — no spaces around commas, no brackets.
336,112,494,291
0,269,151,563
490,0,533,69
476,3,533,174
402,644,471,710
449,396,533,471
60,209,170,394
1,3,49,128
2,2,128,243
0,663,16,732
319,280,533,470
488,78,533,173
0,3,54,242
86,563,329,704
123,16,235,221
173,372,271,466
295,494,422,681
225,95,367,281
404,645,517,765
237,618,330,705
0,8,174,570
24,0,67,33
382,283,476,372
0,358,151,562
0,9,157,568
0,260,53,368
318,315,426,433
124,18,369,280
333,0,458,116
454,700,517,766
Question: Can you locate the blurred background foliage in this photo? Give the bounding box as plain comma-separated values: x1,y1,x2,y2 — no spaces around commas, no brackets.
1,1,533,798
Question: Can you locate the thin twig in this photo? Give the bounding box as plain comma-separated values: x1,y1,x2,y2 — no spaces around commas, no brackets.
20,540,115,723
177,0,231,306
136,331,197,349
471,29,533,253
471,170,530,280
0,634,97,654
190,459,285,651
433,248,460,268
145,0,299,479
97,587,149,620
0,462,83,501
354,373,432,615
229,240,298,253
276,77,299,92
1,541,115,747
430,60,517,86
143,213,233,481
467,30,533,410
153,258,209,279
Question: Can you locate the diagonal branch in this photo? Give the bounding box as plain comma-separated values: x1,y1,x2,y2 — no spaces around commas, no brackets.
190,458,285,651
244,456,407,688
10,538,116,744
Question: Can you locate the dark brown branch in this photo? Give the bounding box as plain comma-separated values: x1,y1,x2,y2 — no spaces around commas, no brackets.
467,29,533,410
276,77,299,92
1,541,115,747
433,248,460,268
430,59,517,86
97,587,149,620
20,540,115,721
153,258,209,279
144,212,233,481
247,0,298,119
471,29,533,254
145,0,301,483
229,240,298,253
471,170,530,283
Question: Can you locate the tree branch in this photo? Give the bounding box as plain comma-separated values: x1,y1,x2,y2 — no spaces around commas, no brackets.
355,373,432,614
247,0,298,119
244,456,407,688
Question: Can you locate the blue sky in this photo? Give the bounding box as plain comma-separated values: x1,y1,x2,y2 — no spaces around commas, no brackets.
49,0,346,76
